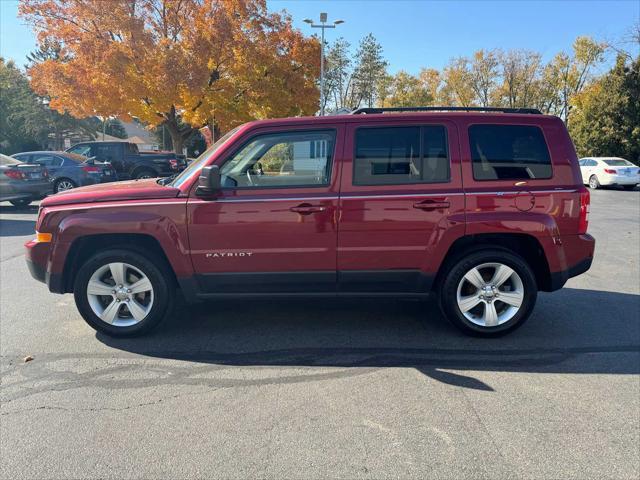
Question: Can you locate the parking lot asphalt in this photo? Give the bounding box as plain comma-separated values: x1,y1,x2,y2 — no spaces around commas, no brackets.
1,188,639,480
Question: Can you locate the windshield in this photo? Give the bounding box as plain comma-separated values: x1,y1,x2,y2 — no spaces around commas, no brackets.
167,127,240,188
603,159,634,166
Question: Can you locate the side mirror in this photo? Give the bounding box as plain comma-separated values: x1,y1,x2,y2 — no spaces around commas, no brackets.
196,165,221,196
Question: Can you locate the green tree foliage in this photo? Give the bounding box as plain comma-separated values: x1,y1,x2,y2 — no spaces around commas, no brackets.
569,54,640,162
88,118,128,139
322,34,388,112
353,34,388,108
0,58,47,153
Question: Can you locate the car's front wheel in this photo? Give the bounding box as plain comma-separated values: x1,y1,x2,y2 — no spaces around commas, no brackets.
438,249,537,337
73,249,175,337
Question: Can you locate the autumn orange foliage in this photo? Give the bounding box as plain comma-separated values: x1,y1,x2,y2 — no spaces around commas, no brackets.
20,0,320,152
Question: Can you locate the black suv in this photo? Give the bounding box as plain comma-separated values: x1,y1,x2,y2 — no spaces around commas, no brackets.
66,141,186,180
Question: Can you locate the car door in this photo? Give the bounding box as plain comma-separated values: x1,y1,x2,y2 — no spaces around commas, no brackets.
337,120,464,294
31,154,63,178
187,124,344,295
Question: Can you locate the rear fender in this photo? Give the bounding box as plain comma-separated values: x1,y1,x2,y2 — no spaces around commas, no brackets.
464,212,567,272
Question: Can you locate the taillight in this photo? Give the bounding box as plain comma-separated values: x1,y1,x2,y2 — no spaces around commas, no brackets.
4,169,25,180
169,159,178,169
42,169,49,178
82,165,100,173
578,186,590,235
603,168,617,174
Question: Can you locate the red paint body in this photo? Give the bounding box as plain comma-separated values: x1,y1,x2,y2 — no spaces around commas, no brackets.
26,112,595,299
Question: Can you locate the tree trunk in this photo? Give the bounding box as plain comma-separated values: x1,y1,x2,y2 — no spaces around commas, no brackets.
163,107,195,154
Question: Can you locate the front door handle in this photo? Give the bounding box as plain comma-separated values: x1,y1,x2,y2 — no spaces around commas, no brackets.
413,200,450,211
290,203,327,215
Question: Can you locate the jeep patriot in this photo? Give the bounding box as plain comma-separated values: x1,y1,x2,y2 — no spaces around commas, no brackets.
26,107,595,337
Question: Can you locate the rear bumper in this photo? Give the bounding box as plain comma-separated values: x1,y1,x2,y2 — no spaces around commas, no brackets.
599,175,640,186
547,233,596,291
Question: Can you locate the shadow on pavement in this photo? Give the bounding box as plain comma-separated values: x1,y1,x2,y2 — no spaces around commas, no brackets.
97,287,640,391
0,218,36,237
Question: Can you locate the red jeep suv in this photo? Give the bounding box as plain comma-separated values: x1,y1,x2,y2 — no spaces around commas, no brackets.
26,107,595,337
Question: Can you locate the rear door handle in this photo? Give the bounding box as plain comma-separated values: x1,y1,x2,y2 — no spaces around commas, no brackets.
413,200,450,211
290,203,327,215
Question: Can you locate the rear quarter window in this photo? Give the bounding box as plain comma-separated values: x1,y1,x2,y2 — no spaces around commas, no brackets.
469,125,552,180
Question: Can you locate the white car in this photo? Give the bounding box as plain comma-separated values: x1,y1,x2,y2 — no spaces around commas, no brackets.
579,157,640,190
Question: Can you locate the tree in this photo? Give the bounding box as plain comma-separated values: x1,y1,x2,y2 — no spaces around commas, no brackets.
496,50,541,108
0,58,44,153
569,54,640,162
469,49,500,107
545,36,606,123
20,0,320,153
378,69,440,108
323,38,353,111
440,57,475,107
352,34,388,108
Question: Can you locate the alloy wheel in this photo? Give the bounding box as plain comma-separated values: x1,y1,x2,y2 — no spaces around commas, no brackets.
456,262,525,327
86,262,154,327
56,180,75,192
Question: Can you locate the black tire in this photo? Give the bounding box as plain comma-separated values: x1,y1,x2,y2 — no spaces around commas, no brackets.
588,175,600,189
438,248,537,337
73,249,175,337
133,168,157,179
623,184,637,191
54,178,77,193
9,198,31,207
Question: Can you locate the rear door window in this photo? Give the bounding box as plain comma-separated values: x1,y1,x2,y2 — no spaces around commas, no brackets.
469,125,552,180
354,125,450,185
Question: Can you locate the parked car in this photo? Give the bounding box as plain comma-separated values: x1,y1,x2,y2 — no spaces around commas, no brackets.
66,141,187,180
579,157,640,190
11,151,117,193
0,153,52,207
26,106,595,338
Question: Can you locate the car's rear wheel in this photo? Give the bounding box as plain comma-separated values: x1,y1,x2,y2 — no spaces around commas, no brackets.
589,175,600,189
54,178,77,193
73,249,175,337
9,198,31,207
438,249,537,337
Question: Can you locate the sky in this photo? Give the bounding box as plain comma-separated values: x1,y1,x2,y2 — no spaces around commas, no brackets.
1,0,638,73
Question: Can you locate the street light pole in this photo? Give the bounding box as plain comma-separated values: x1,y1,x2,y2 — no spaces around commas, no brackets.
304,13,344,116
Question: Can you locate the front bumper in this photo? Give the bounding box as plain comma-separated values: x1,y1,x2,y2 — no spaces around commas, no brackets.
25,239,65,293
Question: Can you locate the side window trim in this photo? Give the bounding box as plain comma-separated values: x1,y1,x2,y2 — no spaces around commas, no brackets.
218,128,338,190
352,124,451,186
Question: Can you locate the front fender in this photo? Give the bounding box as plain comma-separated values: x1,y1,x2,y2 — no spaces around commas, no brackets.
49,204,192,278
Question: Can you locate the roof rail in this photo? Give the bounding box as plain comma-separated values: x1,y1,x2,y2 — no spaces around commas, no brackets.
350,106,543,115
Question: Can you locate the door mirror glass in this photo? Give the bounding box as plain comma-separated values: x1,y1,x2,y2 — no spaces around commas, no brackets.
197,165,221,195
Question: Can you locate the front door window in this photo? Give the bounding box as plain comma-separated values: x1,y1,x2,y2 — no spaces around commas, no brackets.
220,130,335,188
